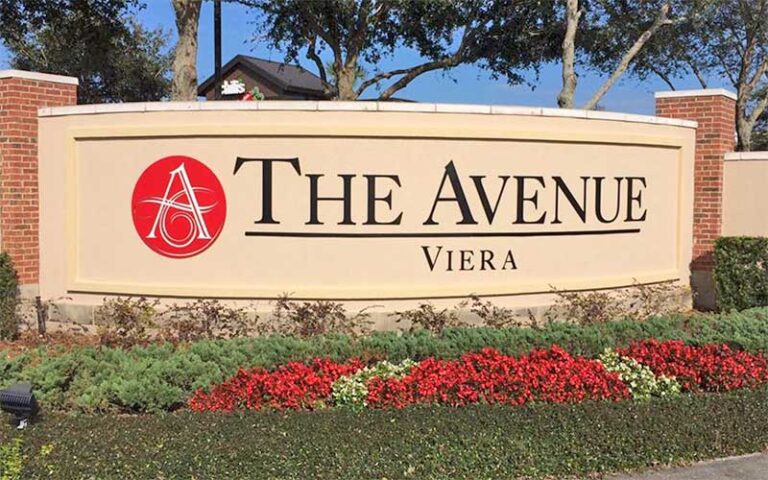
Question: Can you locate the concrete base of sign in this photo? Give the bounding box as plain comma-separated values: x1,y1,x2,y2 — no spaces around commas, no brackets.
40,284,692,331
18,284,39,300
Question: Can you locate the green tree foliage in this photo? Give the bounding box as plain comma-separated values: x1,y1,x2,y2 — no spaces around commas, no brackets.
628,0,768,151
241,0,560,100
698,0,768,152
0,0,172,104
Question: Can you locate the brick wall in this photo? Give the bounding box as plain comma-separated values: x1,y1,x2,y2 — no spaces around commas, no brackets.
0,71,77,289
655,89,737,309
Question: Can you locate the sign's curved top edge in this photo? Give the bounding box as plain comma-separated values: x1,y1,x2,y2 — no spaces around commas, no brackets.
37,101,698,129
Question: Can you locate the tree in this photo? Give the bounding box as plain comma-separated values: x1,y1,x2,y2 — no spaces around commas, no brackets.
171,0,202,101
747,85,768,151
0,0,172,104
622,2,714,91
628,0,768,151
555,0,682,109
242,0,559,100
752,115,768,151
703,0,768,151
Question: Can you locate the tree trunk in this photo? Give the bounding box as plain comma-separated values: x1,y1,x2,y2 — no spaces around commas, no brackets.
737,113,753,152
171,0,202,101
336,66,359,100
557,0,580,109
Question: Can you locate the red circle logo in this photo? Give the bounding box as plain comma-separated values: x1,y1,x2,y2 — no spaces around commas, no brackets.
132,155,226,258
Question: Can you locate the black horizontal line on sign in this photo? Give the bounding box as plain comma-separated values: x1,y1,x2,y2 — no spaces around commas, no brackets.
243,228,641,238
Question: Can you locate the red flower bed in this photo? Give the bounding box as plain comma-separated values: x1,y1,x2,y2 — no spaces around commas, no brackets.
189,358,363,411
366,347,629,408
187,341,768,413
619,340,768,392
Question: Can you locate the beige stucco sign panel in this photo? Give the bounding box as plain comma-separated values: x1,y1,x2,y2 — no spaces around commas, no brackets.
723,153,768,237
38,103,695,306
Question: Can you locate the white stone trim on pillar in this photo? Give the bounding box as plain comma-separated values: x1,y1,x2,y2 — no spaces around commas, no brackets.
655,89,737,101
0,69,79,86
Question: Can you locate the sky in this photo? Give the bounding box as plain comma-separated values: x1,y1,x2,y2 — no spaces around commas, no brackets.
0,0,732,115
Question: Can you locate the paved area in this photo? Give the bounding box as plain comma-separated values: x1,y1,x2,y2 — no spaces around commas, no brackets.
612,453,768,479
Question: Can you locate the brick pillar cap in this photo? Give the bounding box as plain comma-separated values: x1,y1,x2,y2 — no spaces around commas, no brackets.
655,88,736,101
0,69,78,86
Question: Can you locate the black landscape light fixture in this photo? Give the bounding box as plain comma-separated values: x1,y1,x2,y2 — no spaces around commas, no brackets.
0,383,39,429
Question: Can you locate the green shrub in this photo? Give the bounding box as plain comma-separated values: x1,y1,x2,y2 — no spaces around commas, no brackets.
393,302,467,333
0,253,20,341
95,297,158,348
4,389,768,479
159,299,256,343
3,308,768,413
715,236,768,311
258,295,373,338
468,295,524,328
543,281,688,325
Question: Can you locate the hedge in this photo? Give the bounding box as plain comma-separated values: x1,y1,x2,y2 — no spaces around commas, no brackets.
715,236,768,311
0,252,19,340
2,388,767,479
3,307,768,412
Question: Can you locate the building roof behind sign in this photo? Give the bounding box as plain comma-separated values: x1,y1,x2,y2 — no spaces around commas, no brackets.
198,54,414,102
198,55,329,98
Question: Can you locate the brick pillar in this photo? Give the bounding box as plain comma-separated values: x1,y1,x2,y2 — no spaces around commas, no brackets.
655,89,737,310
0,70,77,294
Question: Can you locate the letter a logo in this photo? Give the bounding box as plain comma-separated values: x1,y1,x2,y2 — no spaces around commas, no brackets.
132,155,226,258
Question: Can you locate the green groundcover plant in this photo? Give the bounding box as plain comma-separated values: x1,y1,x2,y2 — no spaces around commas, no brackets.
1,388,767,479
3,307,768,412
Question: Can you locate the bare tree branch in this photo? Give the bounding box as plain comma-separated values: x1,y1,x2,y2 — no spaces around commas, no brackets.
685,57,708,88
728,24,747,58
650,65,676,90
356,67,411,96
377,56,463,100
582,2,672,110
372,7,480,101
305,35,333,97
738,35,758,94
744,51,768,97
747,84,768,126
715,50,739,86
